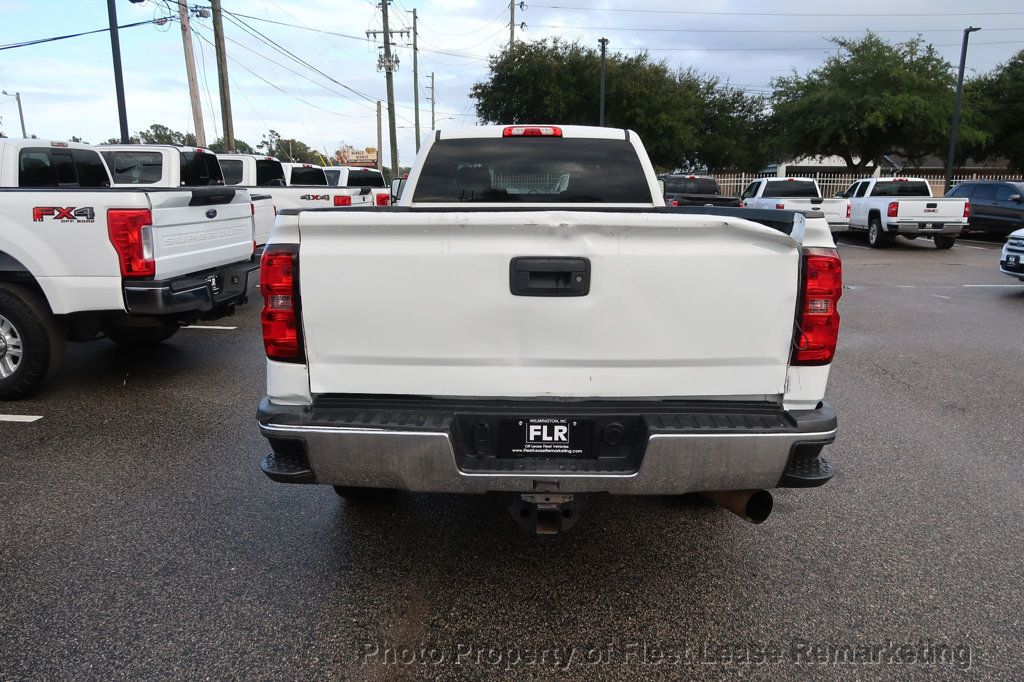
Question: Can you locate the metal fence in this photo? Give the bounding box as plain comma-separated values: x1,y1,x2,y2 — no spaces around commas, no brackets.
711,171,1022,198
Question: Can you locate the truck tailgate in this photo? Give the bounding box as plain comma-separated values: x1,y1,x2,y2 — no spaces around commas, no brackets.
148,188,254,279
891,198,966,222
296,211,802,399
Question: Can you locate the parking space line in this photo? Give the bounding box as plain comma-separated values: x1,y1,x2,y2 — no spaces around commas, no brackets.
957,244,990,250
933,294,952,300
837,242,871,250
183,325,238,330
963,284,1021,288
0,414,43,423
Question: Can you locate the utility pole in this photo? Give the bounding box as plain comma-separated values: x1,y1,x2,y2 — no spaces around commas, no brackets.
106,0,130,143
211,0,235,151
945,26,981,192
598,37,608,127
366,2,407,176
510,0,515,48
429,72,436,130
177,1,206,146
376,100,383,172
2,92,27,137
413,9,421,151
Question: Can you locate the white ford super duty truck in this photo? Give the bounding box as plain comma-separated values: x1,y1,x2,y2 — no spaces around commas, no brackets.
842,177,969,249
217,154,381,216
100,144,273,249
255,125,842,532
740,177,851,232
0,139,258,399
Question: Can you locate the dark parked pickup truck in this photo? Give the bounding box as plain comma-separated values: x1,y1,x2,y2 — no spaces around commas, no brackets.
661,174,741,208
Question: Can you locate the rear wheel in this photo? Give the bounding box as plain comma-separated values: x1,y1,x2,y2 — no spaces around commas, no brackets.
105,322,179,347
0,284,65,400
934,236,956,250
867,217,889,248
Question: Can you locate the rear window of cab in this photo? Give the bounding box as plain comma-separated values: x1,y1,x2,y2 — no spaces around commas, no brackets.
412,137,652,203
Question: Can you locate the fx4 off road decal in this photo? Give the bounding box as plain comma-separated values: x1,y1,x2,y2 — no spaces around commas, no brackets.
32,207,96,223
299,194,330,201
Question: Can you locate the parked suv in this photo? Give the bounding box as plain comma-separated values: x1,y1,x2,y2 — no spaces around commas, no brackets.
946,181,1024,236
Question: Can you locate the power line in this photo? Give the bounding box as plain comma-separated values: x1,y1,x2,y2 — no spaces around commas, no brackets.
530,24,1024,34
0,17,174,51
619,40,1024,52
191,28,372,122
528,4,1024,17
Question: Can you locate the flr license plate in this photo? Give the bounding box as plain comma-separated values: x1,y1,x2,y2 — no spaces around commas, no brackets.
498,418,595,458
1007,255,1021,269
206,273,223,294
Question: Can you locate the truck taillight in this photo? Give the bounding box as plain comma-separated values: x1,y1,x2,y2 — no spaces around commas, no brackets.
964,201,971,218
334,195,352,206
260,245,304,363
375,192,390,206
887,201,899,218
107,209,155,278
846,203,852,219
671,199,680,207
792,247,842,366
776,203,786,210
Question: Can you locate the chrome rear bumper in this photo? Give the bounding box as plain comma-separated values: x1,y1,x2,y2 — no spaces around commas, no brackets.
258,398,837,495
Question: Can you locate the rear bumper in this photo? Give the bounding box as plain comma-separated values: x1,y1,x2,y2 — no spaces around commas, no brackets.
123,257,259,317
886,221,964,236
257,397,838,494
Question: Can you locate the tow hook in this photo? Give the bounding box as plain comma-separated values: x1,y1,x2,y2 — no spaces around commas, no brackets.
508,493,583,534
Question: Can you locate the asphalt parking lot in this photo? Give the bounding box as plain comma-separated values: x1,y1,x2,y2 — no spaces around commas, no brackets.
2,233,1022,679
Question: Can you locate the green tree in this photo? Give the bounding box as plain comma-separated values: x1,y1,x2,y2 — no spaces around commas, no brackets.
256,129,322,163
471,39,761,168
137,123,196,146
208,137,255,154
770,33,980,169
964,50,1024,171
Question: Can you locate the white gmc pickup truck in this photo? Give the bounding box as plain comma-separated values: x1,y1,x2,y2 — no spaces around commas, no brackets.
255,125,842,532
740,177,851,232
0,139,258,398
842,177,969,248
101,144,274,248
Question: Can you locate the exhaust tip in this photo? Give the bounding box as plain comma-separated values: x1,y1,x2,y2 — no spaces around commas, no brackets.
744,489,774,524
702,489,774,524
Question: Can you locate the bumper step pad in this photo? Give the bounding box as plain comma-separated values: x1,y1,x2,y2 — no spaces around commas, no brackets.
780,456,834,488
260,450,316,484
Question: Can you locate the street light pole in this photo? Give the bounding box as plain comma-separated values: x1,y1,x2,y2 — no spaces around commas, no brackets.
106,0,130,143
944,26,980,193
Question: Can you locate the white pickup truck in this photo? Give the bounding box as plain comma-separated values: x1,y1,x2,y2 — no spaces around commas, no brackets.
0,139,258,398
324,165,390,206
101,144,273,248
255,125,842,532
740,177,850,231
842,177,969,248
218,155,379,214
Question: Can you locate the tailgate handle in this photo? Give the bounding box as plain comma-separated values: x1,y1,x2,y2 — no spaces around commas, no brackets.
510,257,590,297
926,202,937,208
189,187,237,206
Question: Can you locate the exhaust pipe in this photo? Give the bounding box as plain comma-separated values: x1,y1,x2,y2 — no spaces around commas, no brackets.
702,489,773,524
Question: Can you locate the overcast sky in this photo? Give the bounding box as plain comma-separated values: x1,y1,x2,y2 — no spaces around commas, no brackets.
2,0,1022,166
